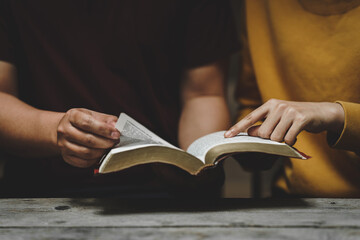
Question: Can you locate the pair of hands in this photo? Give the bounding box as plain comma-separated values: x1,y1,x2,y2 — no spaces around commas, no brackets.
57,99,345,170
225,99,345,171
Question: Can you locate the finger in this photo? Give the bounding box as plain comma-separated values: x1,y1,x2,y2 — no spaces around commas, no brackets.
247,125,260,136
284,122,303,146
255,109,282,139
225,105,269,138
69,109,120,139
63,155,99,168
77,108,118,126
269,116,293,142
62,141,107,160
63,124,119,149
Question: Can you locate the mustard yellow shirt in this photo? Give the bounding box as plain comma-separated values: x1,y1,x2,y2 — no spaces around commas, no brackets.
239,0,360,197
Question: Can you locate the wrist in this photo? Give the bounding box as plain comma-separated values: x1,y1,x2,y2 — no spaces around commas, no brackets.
38,110,65,154
327,102,345,134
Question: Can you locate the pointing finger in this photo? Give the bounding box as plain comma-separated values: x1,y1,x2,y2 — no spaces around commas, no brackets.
225,105,269,138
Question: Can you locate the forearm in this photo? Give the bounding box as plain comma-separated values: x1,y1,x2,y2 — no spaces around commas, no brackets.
178,60,230,149
179,95,230,149
0,92,63,157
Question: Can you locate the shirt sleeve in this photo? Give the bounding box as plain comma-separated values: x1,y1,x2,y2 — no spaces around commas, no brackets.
183,0,240,68
0,0,15,64
327,101,360,153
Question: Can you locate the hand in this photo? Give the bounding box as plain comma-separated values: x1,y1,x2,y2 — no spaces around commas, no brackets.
57,108,120,168
225,99,345,146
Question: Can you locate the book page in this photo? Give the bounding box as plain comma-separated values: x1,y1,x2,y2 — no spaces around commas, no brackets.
100,113,186,172
110,135,163,154
115,113,177,149
187,131,286,162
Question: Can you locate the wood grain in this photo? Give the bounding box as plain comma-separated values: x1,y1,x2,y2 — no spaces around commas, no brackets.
1,198,360,239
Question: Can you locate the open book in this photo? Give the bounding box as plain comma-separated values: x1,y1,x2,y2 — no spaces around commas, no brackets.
99,113,308,175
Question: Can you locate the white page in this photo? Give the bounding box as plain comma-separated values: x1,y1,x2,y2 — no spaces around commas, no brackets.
110,135,163,154
100,114,179,166
187,131,286,163
99,135,164,172
115,113,178,149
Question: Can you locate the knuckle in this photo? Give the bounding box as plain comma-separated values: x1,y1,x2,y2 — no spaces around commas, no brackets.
267,98,278,106
57,125,65,135
277,103,288,111
67,108,77,119
58,130,71,141
285,107,296,115
295,113,307,124
108,115,118,123
80,147,93,158
97,124,109,135
81,148,103,160
84,134,95,146
67,108,83,124
80,114,93,129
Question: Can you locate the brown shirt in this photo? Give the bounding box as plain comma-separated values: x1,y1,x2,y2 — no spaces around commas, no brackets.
0,0,239,193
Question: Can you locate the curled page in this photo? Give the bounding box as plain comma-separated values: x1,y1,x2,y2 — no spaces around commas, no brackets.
115,113,177,149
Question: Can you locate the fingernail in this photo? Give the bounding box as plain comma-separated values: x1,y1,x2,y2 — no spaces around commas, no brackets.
109,121,116,127
225,129,233,138
111,131,120,139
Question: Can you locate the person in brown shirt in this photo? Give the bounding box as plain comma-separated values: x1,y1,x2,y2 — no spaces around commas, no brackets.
0,0,239,196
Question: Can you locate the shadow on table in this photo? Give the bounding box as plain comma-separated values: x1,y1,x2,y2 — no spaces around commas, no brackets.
67,198,310,215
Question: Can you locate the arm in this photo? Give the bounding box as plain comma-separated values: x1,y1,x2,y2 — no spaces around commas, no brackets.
178,60,231,149
0,61,120,167
152,60,230,195
0,61,62,157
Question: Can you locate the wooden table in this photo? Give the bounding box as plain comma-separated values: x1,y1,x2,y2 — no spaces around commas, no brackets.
1,198,360,239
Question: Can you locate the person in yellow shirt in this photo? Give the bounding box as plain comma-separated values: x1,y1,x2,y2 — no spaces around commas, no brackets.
226,0,360,197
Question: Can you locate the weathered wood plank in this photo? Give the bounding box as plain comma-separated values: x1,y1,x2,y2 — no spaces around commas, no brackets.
0,227,360,240
0,198,360,228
